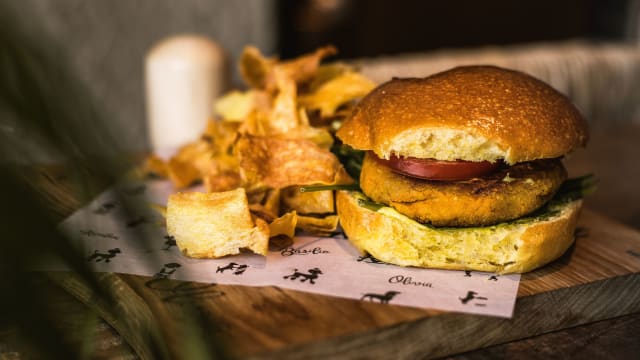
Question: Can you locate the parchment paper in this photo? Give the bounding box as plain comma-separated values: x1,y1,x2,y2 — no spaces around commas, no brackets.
57,179,520,318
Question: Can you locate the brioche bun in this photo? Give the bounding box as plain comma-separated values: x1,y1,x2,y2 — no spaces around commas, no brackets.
336,66,588,164
336,191,582,274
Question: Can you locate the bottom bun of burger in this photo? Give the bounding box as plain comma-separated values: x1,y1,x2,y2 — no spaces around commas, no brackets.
336,190,582,274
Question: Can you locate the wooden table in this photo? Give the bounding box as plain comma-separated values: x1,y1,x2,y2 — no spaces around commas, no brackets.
4,124,640,359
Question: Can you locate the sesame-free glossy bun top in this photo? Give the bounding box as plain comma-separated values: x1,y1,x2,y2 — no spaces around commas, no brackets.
337,66,589,164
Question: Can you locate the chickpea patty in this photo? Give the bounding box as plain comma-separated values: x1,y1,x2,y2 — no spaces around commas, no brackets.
360,153,567,227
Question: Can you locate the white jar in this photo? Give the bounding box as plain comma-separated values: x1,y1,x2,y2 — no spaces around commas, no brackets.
145,35,228,153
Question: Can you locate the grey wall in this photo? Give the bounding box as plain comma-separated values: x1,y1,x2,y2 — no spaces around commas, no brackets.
3,0,277,154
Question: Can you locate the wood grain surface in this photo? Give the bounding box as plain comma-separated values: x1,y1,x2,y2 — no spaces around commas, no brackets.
46,208,640,359
445,312,640,360
20,124,640,359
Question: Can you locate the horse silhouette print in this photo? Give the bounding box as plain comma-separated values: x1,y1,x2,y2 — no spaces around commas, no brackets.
283,268,323,284
216,262,248,275
459,291,488,305
93,202,116,215
360,291,401,304
87,248,121,263
154,263,182,278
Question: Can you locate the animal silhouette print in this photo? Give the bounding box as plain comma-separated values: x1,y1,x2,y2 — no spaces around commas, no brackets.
123,185,146,196
459,291,488,305
357,254,386,264
162,235,177,250
627,249,640,258
360,291,401,304
154,263,181,279
87,248,121,263
93,202,116,215
216,262,248,275
126,216,147,228
283,268,323,284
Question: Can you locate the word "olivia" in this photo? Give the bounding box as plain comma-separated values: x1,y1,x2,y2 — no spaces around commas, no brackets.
80,230,119,240
388,275,433,287
281,247,330,256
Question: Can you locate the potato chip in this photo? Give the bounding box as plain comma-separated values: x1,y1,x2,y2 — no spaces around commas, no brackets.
203,170,241,193
253,216,271,247
296,214,339,236
202,120,240,154
235,134,352,190
237,110,267,136
299,72,376,117
269,211,298,239
247,187,281,222
249,204,276,223
167,189,268,257
166,156,202,189
281,186,334,215
308,63,355,91
268,235,293,251
277,45,337,87
144,154,168,177
239,45,337,91
163,120,241,190
214,90,255,121
280,108,334,149
164,139,214,188
266,68,300,133
239,46,277,89
283,125,334,150
262,188,281,217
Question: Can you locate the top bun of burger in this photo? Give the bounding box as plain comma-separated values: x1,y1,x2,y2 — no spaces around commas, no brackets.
337,65,588,164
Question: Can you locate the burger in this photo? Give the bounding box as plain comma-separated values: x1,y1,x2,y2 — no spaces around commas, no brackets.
335,65,590,274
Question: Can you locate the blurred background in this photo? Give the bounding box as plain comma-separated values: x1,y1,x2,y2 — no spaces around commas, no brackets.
2,0,640,158
279,0,630,58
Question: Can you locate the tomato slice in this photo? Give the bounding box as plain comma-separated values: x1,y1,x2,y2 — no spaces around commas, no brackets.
372,152,503,181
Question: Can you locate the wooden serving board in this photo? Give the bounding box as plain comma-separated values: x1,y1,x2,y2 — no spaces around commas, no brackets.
49,207,640,359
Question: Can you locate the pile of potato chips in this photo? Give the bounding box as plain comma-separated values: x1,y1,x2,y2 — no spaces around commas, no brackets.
146,45,376,257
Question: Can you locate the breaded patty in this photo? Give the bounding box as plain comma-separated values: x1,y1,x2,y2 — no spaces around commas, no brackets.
360,153,567,227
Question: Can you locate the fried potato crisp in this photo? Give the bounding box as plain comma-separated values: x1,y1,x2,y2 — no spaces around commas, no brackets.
167,156,202,189
248,188,281,222
282,186,334,215
235,134,352,190
308,63,355,91
167,189,269,258
214,90,256,122
276,46,337,87
144,154,169,178
203,171,241,193
239,46,277,89
267,68,300,133
296,214,339,236
299,72,376,117
240,45,337,91
268,211,298,239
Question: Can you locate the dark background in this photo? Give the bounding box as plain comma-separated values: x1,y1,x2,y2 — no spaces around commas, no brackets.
279,0,630,59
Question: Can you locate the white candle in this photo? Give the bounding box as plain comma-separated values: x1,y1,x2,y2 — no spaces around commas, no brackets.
145,35,228,152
